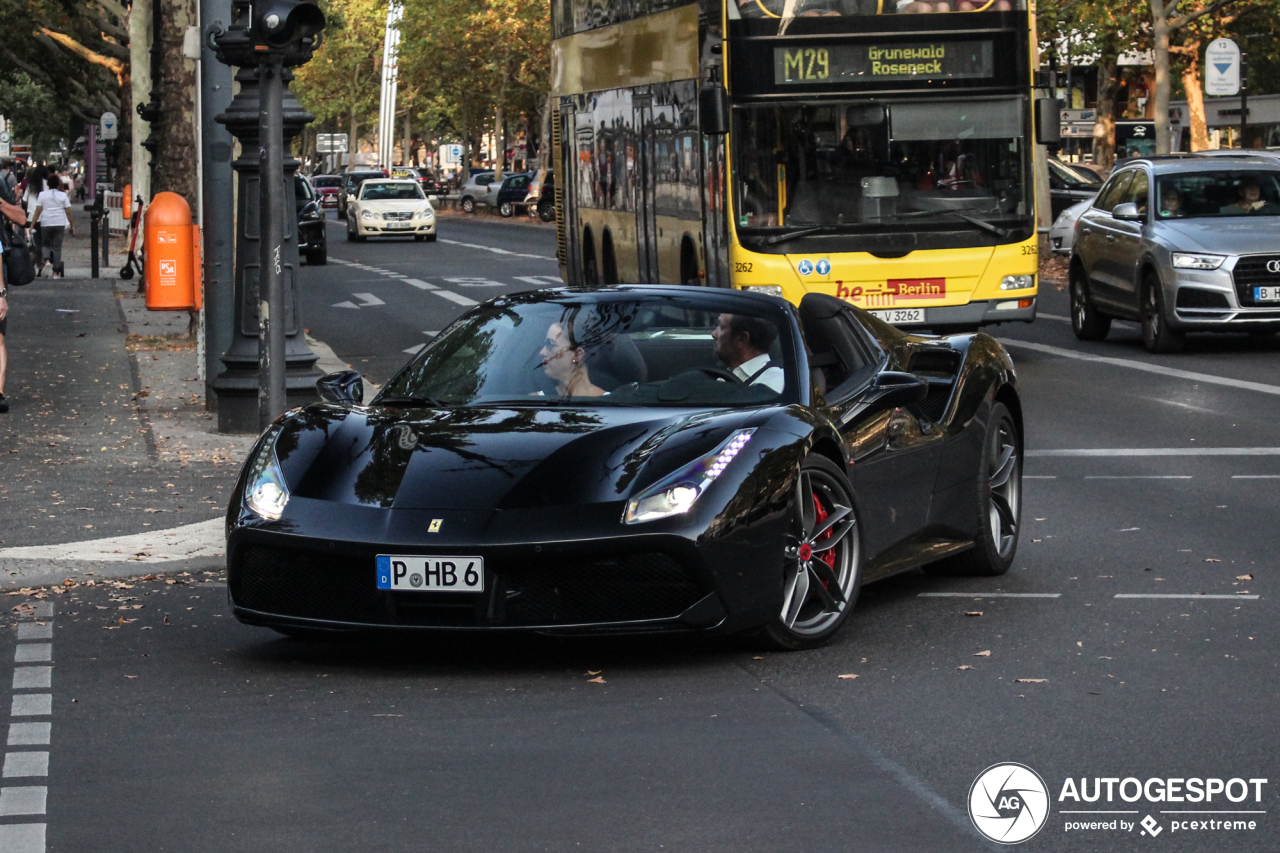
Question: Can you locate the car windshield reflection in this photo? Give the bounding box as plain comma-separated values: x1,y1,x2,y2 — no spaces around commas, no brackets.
376,293,797,408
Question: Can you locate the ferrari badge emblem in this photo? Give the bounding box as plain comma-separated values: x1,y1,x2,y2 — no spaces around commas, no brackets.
428,519,443,533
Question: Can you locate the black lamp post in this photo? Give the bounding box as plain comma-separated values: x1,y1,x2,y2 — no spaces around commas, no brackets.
210,0,325,433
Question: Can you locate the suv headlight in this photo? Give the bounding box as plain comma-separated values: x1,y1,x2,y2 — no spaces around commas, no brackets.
1172,253,1226,270
1001,274,1035,291
360,209,373,220
624,429,755,524
243,427,289,520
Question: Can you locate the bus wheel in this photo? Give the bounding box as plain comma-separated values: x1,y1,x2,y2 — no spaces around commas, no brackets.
602,233,619,285
582,231,600,286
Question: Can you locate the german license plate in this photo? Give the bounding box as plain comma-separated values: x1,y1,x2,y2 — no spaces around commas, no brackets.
386,221,412,230
376,555,483,592
1255,286,1280,302
871,308,926,325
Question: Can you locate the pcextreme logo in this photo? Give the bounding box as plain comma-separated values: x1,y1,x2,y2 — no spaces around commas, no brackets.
969,763,1050,844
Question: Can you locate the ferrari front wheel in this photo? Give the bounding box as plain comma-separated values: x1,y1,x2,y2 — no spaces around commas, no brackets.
764,455,862,651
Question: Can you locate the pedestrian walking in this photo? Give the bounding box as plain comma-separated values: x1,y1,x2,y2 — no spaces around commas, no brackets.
0,179,29,414
0,161,17,192
22,166,44,272
32,169,74,277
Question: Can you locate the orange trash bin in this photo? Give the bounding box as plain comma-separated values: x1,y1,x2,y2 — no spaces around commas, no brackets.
144,192,195,310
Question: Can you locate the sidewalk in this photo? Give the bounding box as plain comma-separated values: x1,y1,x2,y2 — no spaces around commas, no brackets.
0,226,353,590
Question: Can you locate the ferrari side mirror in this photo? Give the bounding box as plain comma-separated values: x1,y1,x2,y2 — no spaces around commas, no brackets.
317,370,364,405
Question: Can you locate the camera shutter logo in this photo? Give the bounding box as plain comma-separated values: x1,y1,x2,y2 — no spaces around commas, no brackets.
1267,259,1280,274
969,763,1050,844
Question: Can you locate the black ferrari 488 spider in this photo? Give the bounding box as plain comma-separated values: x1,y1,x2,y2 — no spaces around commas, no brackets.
226,285,1022,649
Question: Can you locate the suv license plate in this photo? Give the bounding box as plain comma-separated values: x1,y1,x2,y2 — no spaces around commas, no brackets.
1255,286,1280,302
376,555,484,592
871,308,926,325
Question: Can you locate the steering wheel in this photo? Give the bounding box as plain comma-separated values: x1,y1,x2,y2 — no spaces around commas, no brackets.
694,367,743,384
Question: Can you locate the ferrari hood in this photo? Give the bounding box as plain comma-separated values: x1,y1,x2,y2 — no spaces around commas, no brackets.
275,405,761,510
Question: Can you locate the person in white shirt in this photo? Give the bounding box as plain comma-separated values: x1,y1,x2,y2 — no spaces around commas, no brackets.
711,312,785,394
31,169,74,277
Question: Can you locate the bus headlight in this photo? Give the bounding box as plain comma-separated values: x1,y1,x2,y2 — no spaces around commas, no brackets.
1000,274,1035,291
742,285,783,298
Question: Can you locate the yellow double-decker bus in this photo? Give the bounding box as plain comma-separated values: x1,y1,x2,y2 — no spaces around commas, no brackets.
550,0,1052,329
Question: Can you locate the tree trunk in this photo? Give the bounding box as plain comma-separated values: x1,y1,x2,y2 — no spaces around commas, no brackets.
151,0,197,201
493,62,510,182
402,109,411,167
1179,46,1210,152
1151,0,1173,154
1094,57,1119,171
540,93,554,170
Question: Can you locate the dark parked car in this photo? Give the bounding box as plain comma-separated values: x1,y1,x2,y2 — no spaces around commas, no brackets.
494,172,534,217
311,174,341,209
1048,157,1103,219
295,175,326,265
226,285,1023,649
1070,155,1280,353
338,170,389,219
415,169,448,196
494,170,555,220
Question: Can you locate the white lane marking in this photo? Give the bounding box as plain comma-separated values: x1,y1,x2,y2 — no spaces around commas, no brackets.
1039,312,1071,322
331,301,359,309
1000,338,1280,397
2,754,47,778
11,671,49,691
438,238,556,261
14,626,49,642
6,725,49,747
402,278,437,290
1029,448,1280,457
424,330,439,337
1084,475,1192,480
12,649,49,665
0,518,223,562
514,275,563,286
1115,594,1260,600
434,291,478,306
1023,475,1057,479
0,823,44,851
1234,475,1280,478
917,592,1062,598
9,697,49,718
378,270,402,276
442,277,506,288
402,344,425,355
0,787,46,816
352,293,385,307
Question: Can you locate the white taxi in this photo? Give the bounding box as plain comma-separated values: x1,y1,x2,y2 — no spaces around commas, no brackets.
345,179,436,242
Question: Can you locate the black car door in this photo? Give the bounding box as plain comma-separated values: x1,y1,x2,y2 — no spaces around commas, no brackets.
799,297,939,565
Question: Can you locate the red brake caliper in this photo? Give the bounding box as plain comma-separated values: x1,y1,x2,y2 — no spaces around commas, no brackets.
811,494,837,585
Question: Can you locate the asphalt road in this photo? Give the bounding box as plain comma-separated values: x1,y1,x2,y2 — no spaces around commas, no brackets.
20,219,1280,852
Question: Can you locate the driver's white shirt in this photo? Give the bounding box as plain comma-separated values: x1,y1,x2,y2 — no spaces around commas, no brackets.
733,353,785,393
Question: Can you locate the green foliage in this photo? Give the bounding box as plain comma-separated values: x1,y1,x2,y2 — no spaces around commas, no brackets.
0,72,74,154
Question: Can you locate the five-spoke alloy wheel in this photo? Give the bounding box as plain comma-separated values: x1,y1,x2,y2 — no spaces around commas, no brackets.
765,455,862,650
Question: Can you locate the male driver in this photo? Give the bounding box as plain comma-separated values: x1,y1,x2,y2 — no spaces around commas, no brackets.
711,313,785,393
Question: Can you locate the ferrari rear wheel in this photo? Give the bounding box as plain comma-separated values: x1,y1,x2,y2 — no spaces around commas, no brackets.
931,401,1021,577
764,455,861,650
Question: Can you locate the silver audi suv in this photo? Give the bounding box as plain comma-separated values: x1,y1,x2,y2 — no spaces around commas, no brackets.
1069,155,1280,353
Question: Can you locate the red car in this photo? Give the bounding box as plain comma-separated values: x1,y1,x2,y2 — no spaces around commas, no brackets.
311,175,341,208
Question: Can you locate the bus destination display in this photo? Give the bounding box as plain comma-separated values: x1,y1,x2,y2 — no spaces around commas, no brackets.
775,41,994,85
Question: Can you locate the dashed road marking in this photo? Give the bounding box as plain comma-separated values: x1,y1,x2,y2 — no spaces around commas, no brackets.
917,592,1061,598
1,754,47,778
1001,338,1280,397
402,344,425,355
1233,475,1280,478
0,786,46,816
1115,594,1260,600
442,277,506,288
1084,475,1193,479
9,697,50,718
438,238,556,261
434,291,478,306
402,278,437,290
12,648,48,665
1029,448,1280,456
4,601,54,849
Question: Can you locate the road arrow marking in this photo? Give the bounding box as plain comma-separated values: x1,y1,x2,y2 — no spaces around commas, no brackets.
402,344,425,354
353,293,385,306
331,301,359,309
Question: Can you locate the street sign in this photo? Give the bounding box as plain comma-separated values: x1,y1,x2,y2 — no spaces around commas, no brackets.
1061,109,1096,123
442,144,463,164
0,130,9,158
100,111,119,141
1206,38,1241,96
316,133,349,153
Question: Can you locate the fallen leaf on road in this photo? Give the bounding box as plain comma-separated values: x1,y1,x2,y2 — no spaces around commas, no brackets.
964,611,983,617
163,616,170,625
1076,641,1083,647
752,656,763,660
837,674,858,680
585,670,601,676
1204,558,1220,563
973,650,991,657
125,675,137,679
1015,678,1048,683
957,665,973,670
1237,574,1254,580
587,676,606,684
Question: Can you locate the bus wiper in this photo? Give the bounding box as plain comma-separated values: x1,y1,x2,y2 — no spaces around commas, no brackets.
945,210,1010,238
755,226,838,246
870,207,1009,238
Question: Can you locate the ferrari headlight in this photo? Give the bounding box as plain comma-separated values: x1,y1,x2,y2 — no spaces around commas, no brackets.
243,429,289,520
624,429,755,524
360,209,373,220
1172,253,1226,270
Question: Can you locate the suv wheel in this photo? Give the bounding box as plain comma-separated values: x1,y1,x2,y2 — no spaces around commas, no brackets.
1070,264,1111,341
1141,273,1184,354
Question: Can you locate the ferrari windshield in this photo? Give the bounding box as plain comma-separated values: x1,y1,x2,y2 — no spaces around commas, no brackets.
733,97,1032,251
377,293,798,407
359,182,425,201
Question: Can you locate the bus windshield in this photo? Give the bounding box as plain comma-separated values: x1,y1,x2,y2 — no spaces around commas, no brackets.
732,97,1031,251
